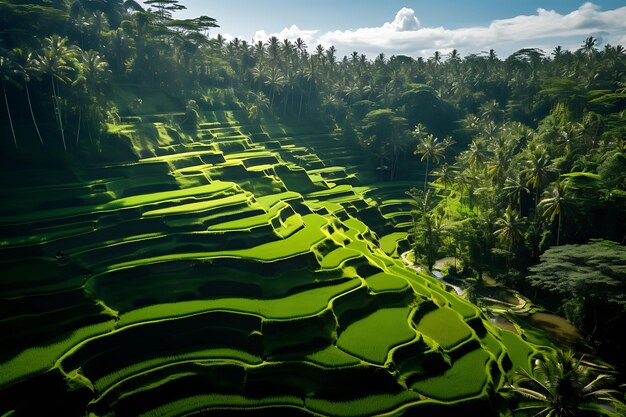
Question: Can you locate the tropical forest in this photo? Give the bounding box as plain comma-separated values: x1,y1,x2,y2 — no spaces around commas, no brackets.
0,1,625,416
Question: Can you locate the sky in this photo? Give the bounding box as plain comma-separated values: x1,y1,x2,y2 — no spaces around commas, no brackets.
145,1,626,58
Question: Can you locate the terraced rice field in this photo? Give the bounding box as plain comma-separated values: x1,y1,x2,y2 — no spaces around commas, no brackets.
0,111,545,416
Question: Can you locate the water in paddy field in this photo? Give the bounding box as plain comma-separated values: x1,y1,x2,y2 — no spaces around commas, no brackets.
490,314,518,334
525,312,581,347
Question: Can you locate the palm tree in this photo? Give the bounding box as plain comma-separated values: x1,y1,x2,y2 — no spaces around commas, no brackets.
539,181,570,246
557,126,579,156
479,99,503,123
281,69,297,115
430,51,442,65
266,36,280,62
36,35,76,152
326,45,337,68
503,173,530,210
0,51,19,148
432,163,455,192
251,62,267,91
294,37,307,57
523,149,557,212
76,50,109,93
302,59,318,115
106,28,134,75
245,91,270,121
448,49,460,62
13,48,44,144
493,206,525,250
385,122,409,181
414,133,444,190
506,350,620,416
579,36,598,58
485,145,511,186
264,66,285,107
459,139,486,169
73,49,110,145
442,135,456,154
412,124,444,192
454,170,473,213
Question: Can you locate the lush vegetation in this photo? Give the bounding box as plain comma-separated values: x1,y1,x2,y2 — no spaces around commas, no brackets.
1,1,625,416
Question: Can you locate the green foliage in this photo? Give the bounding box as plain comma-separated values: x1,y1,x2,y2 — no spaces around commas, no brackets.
527,240,626,307
598,152,626,189
505,350,623,416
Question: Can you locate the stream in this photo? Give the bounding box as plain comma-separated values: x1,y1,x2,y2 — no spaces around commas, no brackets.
400,251,463,295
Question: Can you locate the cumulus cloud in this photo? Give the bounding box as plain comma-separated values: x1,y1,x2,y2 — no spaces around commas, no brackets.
383,7,421,31
249,3,626,58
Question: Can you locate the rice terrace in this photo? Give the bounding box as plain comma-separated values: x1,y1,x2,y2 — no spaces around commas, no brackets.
1,1,625,416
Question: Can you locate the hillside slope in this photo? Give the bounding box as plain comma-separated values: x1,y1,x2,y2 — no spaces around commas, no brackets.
0,110,542,416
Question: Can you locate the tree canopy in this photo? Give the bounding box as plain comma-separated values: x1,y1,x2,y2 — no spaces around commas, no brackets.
527,239,626,307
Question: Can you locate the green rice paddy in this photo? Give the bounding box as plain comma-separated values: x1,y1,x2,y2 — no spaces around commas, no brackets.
337,307,415,364
0,110,550,416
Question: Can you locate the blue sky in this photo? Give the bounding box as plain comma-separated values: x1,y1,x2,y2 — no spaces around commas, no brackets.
145,1,626,58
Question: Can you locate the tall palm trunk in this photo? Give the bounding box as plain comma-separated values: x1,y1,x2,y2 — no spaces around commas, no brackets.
423,157,430,192
557,212,562,246
535,185,540,217
298,90,304,120
51,76,67,152
390,147,399,181
283,90,289,115
306,81,313,113
25,82,43,144
75,107,81,146
2,81,17,148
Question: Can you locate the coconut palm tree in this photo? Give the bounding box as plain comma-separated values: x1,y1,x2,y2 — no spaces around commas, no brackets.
453,169,474,213
579,36,598,58
430,51,442,65
539,181,571,246
0,51,19,148
413,127,445,191
294,37,307,57
75,50,109,94
479,99,503,123
36,35,76,152
73,49,110,145
459,139,487,169
264,66,285,107
266,36,280,62
251,62,267,91
503,173,530,211
13,48,44,144
506,350,620,417
523,149,557,211
385,122,409,181
493,206,526,250
432,163,455,192
485,145,511,186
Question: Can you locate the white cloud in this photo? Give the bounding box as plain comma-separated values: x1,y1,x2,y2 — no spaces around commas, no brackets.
383,7,421,32
247,3,626,58
253,25,319,47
